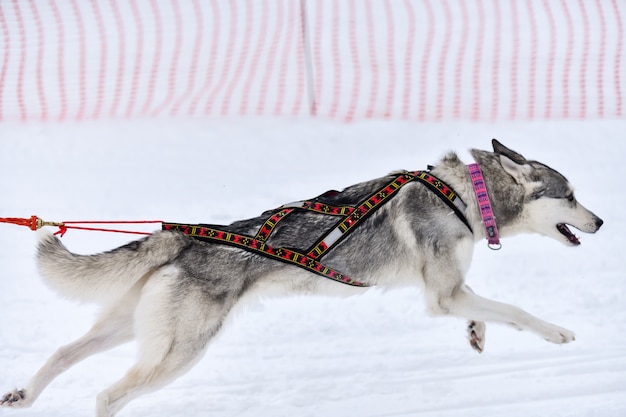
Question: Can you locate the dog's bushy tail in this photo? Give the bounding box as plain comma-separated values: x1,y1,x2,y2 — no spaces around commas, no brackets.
37,230,191,304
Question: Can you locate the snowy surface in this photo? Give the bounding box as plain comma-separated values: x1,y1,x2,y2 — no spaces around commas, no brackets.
0,117,625,416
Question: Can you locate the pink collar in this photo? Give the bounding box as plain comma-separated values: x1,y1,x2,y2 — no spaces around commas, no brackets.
467,163,502,250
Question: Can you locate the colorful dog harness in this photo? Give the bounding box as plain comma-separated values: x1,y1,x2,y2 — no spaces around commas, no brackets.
163,171,472,287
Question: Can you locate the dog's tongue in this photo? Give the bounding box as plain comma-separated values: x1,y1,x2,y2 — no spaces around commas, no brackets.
557,223,580,245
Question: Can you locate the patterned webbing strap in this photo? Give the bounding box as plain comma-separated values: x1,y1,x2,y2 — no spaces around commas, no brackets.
162,222,368,287
307,171,471,260
467,163,501,249
255,208,294,241
254,201,354,242
162,170,471,287
414,171,472,232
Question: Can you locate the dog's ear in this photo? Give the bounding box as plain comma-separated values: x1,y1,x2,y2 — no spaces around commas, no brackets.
492,139,526,163
492,139,533,183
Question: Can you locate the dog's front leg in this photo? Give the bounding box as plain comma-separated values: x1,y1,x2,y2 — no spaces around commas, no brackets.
467,320,486,353
461,285,486,353
427,284,575,345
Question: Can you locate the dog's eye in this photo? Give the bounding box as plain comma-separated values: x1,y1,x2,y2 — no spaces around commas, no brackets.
566,194,575,203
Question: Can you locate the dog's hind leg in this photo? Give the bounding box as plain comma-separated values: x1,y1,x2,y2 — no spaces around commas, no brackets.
96,266,229,417
1,282,141,409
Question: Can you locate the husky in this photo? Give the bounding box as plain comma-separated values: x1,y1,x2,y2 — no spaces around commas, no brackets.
1,140,603,416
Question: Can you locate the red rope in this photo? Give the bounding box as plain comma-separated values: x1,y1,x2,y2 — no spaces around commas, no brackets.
0,216,162,237
0,215,39,230
55,220,162,236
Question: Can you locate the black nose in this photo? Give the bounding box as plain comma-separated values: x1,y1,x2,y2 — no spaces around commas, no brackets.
595,217,604,229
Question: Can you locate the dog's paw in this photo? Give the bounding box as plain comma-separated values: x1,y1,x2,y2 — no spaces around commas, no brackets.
1,389,28,408
467,320,486,353
543,325,576,344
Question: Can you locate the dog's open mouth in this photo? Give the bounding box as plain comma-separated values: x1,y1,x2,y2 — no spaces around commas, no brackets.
557,223,580,245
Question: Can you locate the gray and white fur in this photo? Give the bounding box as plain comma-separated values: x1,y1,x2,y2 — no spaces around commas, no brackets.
1,140,603,416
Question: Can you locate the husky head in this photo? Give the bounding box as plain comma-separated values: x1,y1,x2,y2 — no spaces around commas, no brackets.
471,140,603,246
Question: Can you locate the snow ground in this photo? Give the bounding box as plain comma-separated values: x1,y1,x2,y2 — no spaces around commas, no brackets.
0,117,625,417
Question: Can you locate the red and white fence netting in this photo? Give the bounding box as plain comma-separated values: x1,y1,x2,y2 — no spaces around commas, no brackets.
0,0,624,122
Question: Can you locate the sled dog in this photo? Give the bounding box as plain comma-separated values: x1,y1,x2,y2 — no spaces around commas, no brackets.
1,140,603,416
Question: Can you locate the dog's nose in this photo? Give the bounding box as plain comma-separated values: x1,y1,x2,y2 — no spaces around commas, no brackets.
595,217,604,230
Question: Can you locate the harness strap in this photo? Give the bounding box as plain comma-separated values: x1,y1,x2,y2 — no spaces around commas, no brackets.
281,200,355,216
307,171,471,259
255,196,357,242
414,171,472,232
255,208,294,241
307,172,416,259
162,222,368,287
163,170,472,287
255,200,356,242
